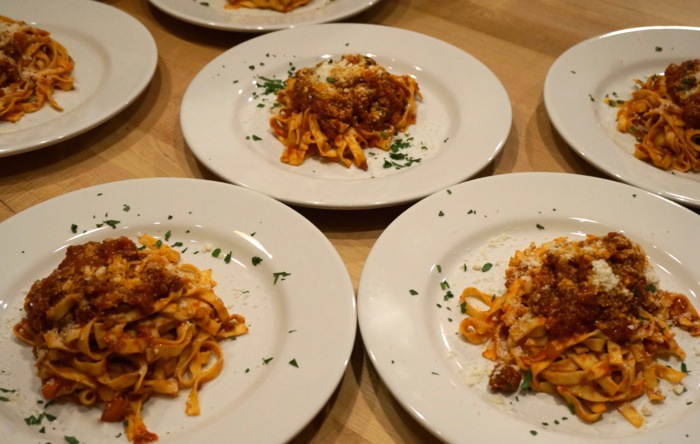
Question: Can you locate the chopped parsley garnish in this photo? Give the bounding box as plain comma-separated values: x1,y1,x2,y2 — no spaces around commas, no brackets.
289,359,299,368
382,135,423,169
262,357,274,365
520,369,533,392
252,256,263,266
481,263,493,272
256,76,285,95
273,271,291,284
409,289,419,296
100,220,120,229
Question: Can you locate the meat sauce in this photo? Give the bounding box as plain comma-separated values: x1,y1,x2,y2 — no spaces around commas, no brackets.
512,233,658,343
665,59,700,128
488,233,662,392
23,237,184,333
288,54,412,140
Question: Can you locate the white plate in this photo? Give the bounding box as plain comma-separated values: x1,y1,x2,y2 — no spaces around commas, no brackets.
149,0,380,32
0,0,157,157
181,24,511,209
0,178,356,444
358,172,700,443
544,26,700,208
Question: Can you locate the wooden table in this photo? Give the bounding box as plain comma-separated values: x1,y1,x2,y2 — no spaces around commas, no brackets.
1,1,699,442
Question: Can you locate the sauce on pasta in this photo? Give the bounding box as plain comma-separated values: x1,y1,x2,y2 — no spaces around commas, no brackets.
0,15,74,123
13,235,248,443
459,232,700,427
608,59,700,172
225,0,311,12
269,54,421,170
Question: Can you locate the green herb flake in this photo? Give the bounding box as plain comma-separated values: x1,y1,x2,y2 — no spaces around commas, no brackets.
123,204,131,212
103,220,120,229
536,223,545,230
70,223,78,234
289,359,299,368
520,369,533,392
481,263,493,272
273,271,291,284
262,357,274,365
252,256,263,266
64,436,80,444
409,289,419,296
212,248,222,258
256,76,285,95
224,251,232,264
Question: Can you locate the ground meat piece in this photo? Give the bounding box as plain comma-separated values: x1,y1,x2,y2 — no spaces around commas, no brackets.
488,363,522,393
664,59,700,128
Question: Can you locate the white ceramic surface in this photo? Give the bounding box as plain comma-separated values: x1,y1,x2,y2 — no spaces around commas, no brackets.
545,26,700,208
0,178,356,444
358,172,700,443
0,0,158,157
149,0,380,31
181,23,511,209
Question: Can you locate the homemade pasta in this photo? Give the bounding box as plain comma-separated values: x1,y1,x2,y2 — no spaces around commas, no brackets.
269,54,421,170
13,235,248,443
609,59,700,172
459,232,700,427
225,0,311,12
0,15,75,123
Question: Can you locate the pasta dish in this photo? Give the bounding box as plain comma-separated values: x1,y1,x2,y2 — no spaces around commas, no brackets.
225,0,311,12
0,15,75,123
269,54,421,170
13,235,248,443
459,232,700,427
608,59,700,172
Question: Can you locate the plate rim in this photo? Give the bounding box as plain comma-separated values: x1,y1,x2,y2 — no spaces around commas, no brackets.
544,25,700,208
0,177,357,443
148,0,381,32
0,0,158,157
357,171,700,443
181,23,512,209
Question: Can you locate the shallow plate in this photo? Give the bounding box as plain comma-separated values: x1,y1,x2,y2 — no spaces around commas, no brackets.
181,24,511,209
0,178,356,444
358,172,700,443
0,0,157,157
544,26,700,208
149,0,379,32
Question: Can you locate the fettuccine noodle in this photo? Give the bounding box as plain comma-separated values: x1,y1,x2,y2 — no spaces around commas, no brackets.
269,54,421,170
13,235,247,443
0,15,75,123
609,60,700,172
225,0,311,12
459,232,700,427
